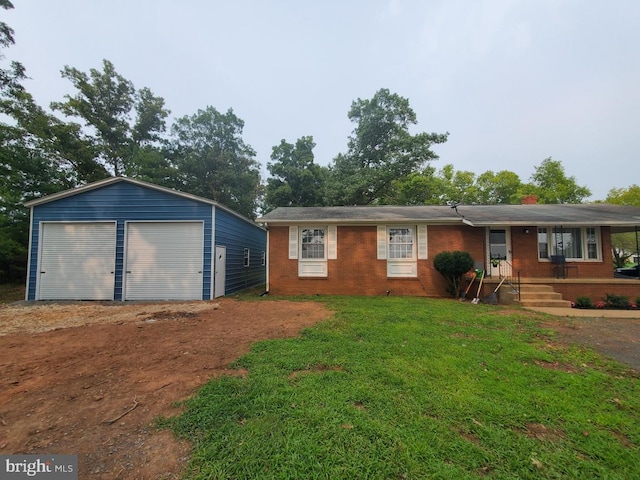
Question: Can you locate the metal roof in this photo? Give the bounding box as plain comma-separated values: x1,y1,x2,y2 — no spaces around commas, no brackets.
257,204,640,233
24,176,263,228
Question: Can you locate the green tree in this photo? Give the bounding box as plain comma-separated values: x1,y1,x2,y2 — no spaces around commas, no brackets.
51,59,170,177
0,0,25,96
388,165,445,205
606,185,640,206
517,157,591,204
435,164,480,205
264,136,327,211
606,185,640,267
475,170,522,204
169,106,261,217
326,88,448,205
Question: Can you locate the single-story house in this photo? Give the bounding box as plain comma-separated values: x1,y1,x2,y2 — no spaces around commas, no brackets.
257,203,640,305
24,177,266,301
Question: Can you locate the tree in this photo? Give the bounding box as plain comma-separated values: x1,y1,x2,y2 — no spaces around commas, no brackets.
325,88,448,205
264,136,326,211
51,59,170,177
606,185,640,206
0,0,25,97
606,185,640,267
518,157,591,204
388,165,444,205
475,170,522,204
169,106,261,218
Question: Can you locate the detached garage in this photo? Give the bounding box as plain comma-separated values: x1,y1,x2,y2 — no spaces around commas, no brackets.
24,177,266,301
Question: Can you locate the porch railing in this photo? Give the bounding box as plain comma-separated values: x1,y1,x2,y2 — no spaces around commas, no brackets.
491,259,520,302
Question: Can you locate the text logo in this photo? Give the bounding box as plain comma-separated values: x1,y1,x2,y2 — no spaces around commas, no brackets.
1,455,77,479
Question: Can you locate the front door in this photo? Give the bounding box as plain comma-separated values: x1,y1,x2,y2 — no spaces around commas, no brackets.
488,228,512,277
214,245,226,298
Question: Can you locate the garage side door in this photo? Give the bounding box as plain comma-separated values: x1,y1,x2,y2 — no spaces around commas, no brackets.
125,222,204,300
39,222,116,300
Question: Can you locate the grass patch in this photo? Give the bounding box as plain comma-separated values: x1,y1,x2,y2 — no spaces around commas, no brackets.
0,282,24,304
163,297,640,479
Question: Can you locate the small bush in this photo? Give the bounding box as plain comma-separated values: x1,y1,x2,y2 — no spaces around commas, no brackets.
574,296,593,309
604,293,630,309
433,251,475,297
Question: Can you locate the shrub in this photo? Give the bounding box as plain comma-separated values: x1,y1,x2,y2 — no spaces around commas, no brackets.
604,293,630,309
433,251,475,297
574,296,593,309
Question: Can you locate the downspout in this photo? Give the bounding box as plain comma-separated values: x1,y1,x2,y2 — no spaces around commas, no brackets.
265,225,270,293
25,206,34,301
636,225,640,280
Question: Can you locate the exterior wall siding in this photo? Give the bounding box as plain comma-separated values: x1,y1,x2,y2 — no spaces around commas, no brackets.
28,181,214,300
214,208,266,295
268,224,626,298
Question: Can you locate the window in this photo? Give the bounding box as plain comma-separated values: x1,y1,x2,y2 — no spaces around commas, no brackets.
538,226,601,261
301,228,325,259
244,248,250,267
378,225,426,278
538,228,549,259
586,228,598,259
388,227,414,259
289,226,336,278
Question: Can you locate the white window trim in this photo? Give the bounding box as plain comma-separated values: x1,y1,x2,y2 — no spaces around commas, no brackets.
293,225,337,278
538,226,602,262
377,224,428,278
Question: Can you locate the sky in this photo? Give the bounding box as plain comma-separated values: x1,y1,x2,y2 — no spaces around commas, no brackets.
5,0,640,201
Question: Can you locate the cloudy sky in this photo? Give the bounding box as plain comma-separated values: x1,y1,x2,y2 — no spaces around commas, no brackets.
6,0,640,200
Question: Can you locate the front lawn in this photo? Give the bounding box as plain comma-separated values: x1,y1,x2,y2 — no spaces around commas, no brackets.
165,296,639,479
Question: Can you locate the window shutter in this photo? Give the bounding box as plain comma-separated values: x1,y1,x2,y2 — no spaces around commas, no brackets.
288,226,298,259
377,225,387,260
417,225,428,259
327,225,337,260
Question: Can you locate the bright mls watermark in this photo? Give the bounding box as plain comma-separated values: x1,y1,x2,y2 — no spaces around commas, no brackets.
1,455,77,479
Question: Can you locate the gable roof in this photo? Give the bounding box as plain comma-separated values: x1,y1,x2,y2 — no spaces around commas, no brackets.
24,176,262,227
258,204,640,233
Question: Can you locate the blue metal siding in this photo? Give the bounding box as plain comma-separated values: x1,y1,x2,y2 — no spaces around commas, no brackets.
27,182,213,300
214,208,266,295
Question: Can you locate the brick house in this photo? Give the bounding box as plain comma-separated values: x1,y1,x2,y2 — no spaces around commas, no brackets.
257,204,640,305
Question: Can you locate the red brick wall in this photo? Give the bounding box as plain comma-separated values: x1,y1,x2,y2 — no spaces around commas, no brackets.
509,226,615,278
268,224,637,300
268,225,485,296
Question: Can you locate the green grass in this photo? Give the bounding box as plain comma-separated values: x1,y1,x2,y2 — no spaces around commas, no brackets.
163,296,640,479
0,282,24,304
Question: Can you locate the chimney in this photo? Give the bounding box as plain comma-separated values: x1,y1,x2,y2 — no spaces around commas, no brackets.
522,195,537,205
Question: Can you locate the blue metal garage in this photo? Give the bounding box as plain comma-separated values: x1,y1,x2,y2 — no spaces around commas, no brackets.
24,177,266,301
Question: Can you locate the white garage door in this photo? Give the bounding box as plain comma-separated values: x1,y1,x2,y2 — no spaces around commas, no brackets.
124,222,204,300
38,222,116,300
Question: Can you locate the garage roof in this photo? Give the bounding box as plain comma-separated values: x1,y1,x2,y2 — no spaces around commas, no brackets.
24,176,262,227
258,204,640,233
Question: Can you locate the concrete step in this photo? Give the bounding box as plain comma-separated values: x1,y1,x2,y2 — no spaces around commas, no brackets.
511,283,572,308
519,291,565,300
519,299,573,308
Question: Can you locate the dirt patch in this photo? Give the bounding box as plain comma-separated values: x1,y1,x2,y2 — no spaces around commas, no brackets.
540,316,640,371
0,298,331,479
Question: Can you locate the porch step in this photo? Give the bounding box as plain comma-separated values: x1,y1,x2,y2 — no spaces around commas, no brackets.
517,284,572,308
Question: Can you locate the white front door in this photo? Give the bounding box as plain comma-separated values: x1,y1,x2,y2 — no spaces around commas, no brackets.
488,228,513,277
214,245,226,298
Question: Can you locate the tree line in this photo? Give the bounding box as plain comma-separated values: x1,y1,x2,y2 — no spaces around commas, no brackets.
1,1,637,281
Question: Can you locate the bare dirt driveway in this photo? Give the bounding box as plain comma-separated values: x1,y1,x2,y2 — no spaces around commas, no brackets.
0,299,332,479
